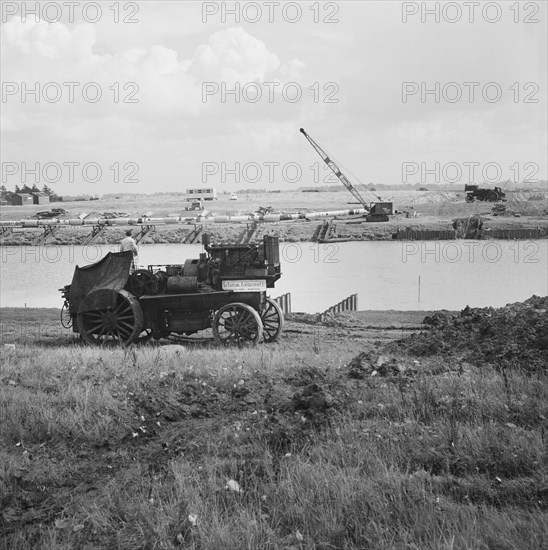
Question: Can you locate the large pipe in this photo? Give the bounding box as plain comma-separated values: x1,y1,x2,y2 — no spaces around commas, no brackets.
0,208,367,229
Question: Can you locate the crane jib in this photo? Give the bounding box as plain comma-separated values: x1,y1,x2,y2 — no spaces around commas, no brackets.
300,127,375,210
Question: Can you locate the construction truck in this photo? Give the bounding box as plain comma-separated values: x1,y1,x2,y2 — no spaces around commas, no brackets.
300,128,393,222
465,185,506,203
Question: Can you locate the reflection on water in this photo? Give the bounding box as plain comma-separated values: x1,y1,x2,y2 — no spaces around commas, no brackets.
1,241,546,312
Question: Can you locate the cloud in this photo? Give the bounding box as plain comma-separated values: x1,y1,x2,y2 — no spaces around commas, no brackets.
2,17,304,118
192,26,281,84
2,17,95,59
1,16,310,192
3,2,543,193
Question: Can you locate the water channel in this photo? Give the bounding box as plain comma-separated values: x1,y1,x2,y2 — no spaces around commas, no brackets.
1,241,546,312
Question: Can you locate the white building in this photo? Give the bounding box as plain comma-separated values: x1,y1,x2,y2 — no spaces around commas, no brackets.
186,188,217,201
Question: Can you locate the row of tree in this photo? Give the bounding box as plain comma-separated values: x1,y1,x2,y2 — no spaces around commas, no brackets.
0,184,62,202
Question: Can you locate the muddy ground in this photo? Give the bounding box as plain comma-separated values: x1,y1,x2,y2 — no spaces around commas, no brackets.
1,190,547,245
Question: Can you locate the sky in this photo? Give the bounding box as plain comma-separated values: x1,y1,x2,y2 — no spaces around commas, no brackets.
1,0,547,195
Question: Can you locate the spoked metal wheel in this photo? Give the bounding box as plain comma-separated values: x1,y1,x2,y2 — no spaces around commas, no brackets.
212,302,263,346
260,297,284,342
77,289,144,346
465,194,474,203
60,302,73,328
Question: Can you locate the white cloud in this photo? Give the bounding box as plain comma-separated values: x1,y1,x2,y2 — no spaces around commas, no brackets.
3,17,96,60
1,2,545,194
192,27,281,84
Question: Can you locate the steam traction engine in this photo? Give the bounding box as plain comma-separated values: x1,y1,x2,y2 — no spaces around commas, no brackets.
60,236,283,345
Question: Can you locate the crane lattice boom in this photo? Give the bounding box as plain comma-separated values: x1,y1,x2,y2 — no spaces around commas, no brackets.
299,127,370,211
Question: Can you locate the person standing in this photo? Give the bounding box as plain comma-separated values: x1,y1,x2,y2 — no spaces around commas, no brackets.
120,229,138,269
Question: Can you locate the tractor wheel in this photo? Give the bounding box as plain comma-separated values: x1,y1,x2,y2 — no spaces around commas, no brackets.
488,190,499,202
77,289,144,346
212,302,263,346
128,269,159,297
465,194,475,203
60,302,73,328
260,298,284,343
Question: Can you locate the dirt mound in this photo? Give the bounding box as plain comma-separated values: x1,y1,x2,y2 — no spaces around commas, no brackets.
410,192,460,205
401,296,548,372
346,351,418,380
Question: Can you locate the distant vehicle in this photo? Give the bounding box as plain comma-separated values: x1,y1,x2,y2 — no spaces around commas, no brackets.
184,200,203,211
186,187,217,201
465,185,506,203
230,193,238,200
34,208,67,219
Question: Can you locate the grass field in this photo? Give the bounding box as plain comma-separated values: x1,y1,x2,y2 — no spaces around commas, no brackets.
1,306,547,549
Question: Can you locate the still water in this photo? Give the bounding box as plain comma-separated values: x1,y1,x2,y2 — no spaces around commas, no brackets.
1,241,546,312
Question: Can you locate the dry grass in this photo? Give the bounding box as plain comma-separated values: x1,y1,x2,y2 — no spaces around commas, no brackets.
1,310,547,549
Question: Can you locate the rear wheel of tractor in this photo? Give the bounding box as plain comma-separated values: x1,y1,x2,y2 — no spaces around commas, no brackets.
212,302,263,346
260,298,284,343
465,194,474,203
77,289,143,346
488,190,499,202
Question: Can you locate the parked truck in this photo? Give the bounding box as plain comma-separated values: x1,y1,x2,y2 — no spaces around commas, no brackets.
465,185,506,203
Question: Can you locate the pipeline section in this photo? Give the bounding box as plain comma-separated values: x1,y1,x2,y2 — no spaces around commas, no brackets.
0,208,367,228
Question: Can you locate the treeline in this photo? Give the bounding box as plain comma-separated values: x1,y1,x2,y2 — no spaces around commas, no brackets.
0,184,62,202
